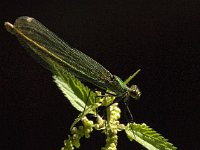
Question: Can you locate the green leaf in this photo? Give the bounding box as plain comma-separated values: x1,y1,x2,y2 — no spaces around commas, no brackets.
125,123,177,150
50,62,96,113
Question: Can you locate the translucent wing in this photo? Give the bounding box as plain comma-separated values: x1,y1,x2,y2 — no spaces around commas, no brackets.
5,16,123,93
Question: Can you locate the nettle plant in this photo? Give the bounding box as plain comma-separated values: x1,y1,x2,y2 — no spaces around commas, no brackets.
52,65,177,150
5,16,177,150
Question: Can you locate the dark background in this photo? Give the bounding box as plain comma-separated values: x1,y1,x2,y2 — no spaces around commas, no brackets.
1,0,199,149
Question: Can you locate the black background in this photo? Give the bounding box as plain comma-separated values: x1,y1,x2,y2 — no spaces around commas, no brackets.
1,0,200,150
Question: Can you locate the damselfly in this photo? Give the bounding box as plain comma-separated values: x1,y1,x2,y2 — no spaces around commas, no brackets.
4,16,141,114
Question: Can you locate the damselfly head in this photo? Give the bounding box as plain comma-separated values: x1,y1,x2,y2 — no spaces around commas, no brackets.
128,85,141,100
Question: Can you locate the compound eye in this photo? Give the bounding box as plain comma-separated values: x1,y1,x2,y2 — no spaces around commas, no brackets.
129,85,141,100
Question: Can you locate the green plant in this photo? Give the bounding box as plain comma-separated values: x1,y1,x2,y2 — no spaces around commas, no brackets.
51,63,177,150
